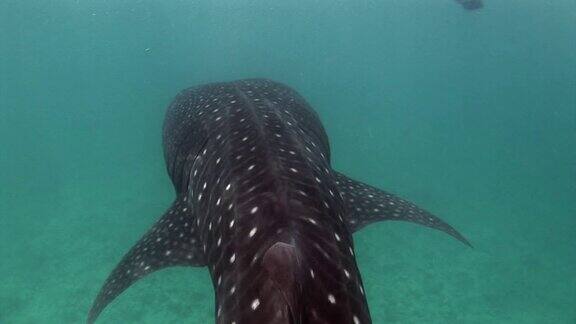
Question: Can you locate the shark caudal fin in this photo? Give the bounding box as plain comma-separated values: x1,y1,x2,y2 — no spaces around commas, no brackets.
87,196,205,324
335,172,471,247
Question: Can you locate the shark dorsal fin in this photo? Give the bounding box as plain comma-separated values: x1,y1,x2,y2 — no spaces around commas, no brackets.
262,242,300,324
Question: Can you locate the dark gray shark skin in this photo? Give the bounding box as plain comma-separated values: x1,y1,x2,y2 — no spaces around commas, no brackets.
88,79,470,324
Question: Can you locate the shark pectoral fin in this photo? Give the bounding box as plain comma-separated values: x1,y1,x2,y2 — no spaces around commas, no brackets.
87,196,205,324
335,171,471,247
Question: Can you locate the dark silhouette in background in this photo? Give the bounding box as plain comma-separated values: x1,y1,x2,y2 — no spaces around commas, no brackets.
455,0,483,10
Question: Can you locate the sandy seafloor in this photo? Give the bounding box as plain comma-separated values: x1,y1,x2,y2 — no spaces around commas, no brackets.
1,0,575,323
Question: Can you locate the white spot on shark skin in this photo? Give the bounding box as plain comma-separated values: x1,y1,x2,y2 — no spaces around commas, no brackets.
306,218,317,225
251,298,260,310
353,315,361,324
229,253,236,263
328,294,336,304
248,227,257,238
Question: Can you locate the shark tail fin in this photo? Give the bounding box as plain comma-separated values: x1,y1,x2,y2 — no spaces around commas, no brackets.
335,171,471,247
87,196,205,323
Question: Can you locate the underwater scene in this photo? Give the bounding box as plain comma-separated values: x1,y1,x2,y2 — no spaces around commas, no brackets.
1,0,575,323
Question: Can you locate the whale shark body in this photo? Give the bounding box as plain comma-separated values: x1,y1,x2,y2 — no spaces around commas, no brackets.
88,79,469,324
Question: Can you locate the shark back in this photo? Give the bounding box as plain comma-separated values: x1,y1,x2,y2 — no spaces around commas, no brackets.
162,79,331,193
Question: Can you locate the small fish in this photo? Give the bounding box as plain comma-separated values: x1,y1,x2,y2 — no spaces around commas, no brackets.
455,0,484,11
87,79,470,324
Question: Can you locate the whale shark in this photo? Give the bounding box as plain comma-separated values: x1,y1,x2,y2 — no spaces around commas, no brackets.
87,79,470,324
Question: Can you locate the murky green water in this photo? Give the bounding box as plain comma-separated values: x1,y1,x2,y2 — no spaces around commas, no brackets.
1,0,575,323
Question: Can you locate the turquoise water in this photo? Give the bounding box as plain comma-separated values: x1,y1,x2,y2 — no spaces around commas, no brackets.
1,0,575,323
